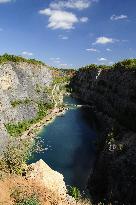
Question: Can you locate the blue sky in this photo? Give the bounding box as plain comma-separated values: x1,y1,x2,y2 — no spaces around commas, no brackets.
0,0,136,69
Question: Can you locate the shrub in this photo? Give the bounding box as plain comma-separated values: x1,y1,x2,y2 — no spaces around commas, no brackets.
11,98,31,108
69,186,81,200
35,84,41,93
5,120,34,138
0,139,32,174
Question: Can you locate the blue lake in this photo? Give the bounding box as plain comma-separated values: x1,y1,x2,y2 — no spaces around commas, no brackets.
29,96,97,190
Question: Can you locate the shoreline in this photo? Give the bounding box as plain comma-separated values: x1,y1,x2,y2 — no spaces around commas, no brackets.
20,106,67,141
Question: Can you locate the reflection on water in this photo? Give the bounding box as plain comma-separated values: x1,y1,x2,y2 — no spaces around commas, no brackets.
28,96,97,190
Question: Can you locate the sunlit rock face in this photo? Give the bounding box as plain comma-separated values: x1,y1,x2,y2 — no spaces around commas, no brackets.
28,159,67,200
71,67,136,204
0,62,53,144
27,159,76,205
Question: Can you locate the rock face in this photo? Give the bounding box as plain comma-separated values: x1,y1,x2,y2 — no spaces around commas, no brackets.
28,159,67,200
28,159,76,205
0,62,53,147
71,67,136,204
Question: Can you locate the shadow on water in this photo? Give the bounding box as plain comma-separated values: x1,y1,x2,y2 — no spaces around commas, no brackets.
28,96,97,191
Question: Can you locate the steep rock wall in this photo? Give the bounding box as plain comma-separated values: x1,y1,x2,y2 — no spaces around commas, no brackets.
71,67,136,204
0,62,53,147
72,68,136,131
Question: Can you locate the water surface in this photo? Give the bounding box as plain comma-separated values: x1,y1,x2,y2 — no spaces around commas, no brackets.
29,96,97,190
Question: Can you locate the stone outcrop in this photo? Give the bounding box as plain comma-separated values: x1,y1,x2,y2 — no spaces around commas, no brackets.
71,66,136,204
0,62,53,146
28,159,67,200
28,159,76,205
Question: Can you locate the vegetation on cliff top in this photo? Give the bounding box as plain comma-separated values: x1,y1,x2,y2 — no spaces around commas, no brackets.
79,59,136,71
0,53,45,65
114,59,136,69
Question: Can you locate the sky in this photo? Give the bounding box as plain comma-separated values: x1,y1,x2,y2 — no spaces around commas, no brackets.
0,0,136,69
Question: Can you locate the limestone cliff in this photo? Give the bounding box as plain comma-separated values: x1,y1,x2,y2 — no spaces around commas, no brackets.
0,61,53,148
71,62,136,204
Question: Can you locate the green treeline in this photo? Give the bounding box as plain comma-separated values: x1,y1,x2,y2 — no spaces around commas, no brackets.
79,59,136,71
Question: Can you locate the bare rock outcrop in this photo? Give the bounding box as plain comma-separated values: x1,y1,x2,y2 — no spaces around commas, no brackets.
27,159,76,205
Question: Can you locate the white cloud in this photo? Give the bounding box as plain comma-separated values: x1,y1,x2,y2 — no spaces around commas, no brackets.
94,37,114,45
110,14,128,21
86,48,99,52
39,0,94,30
50,0,91,10
80,17,88,23
0,0,11,3
98,57,107,61
59,35,69,40
39,8,78,30
106,48,112,52
50,57,60,60
22,51,33,56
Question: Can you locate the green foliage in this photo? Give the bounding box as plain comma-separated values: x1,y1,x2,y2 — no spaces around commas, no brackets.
114,59,136,69
5,120,35,138
6,102,54,137
0,53,45,65
16,196,39,205
0,139,32,174
43,86,52,95
53,76,70,85
79,59,136,72
11,98,31,108
69,186,81,200
37,102,54,120
79,64,111,72
35,84,41,93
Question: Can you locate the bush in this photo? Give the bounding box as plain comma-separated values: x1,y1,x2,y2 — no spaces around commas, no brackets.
5,120,34,138
69,186,81,200
0,139,32,174
11,98,31,108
